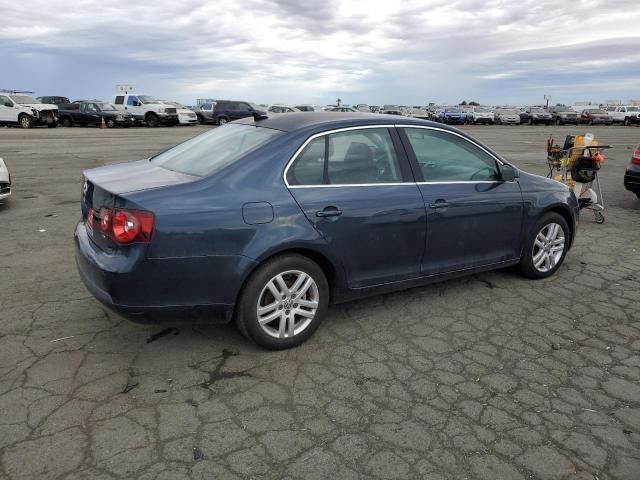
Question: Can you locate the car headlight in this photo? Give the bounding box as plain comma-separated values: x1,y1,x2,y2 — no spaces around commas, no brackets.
158,108,165,113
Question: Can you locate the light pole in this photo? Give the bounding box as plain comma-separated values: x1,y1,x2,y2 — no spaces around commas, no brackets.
544,95,551,109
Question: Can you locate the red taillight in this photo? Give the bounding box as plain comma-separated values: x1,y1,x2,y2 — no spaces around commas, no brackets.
631,148,640,165
90,208,154,245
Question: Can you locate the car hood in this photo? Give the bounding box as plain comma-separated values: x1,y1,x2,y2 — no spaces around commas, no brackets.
18,103,58,111
518,169,570,193
84,159,198,195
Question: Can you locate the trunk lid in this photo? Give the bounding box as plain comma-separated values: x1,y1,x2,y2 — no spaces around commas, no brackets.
81,160,197,250
84,159,197,195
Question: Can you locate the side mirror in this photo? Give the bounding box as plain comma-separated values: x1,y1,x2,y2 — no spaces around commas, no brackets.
500,163,519,182
135,102,142,107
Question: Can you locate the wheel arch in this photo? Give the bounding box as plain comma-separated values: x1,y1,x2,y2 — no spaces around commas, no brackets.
237,246,344,308
544,205,575,248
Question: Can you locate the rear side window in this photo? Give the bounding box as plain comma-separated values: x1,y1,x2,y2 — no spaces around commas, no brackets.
404,128,500,182
287,137,325,186
114,96,124,105
151,124,282,177
327,128,400,184
286,128,402,186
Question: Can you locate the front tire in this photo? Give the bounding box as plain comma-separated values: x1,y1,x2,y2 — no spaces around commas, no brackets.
19,114,33,129
520,212,570,279
217,116,228,125
146,113,159,128
106,118,116,128
236,254,329,349
61,117,72,127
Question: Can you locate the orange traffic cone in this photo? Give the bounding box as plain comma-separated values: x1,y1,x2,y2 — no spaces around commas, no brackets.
101,117,107,129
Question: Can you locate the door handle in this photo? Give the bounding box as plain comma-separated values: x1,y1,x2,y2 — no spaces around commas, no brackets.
428,201,449,209
316,207,342,218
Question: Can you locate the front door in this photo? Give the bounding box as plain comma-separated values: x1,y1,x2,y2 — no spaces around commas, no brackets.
399,127,523,275
0,95,15,122
286,127,426,288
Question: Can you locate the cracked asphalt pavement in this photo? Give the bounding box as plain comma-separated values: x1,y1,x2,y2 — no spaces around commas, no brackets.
1,125,639,479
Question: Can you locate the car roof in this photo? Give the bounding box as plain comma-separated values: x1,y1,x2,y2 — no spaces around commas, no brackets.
234,111,445,133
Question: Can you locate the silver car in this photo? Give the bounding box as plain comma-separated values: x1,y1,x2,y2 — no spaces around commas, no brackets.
495,108,521,125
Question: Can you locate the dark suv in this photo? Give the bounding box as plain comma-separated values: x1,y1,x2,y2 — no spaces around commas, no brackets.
37,96,71,106
195,101,265,125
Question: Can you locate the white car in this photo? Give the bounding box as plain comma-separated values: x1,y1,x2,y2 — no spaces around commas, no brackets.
266,104,302,114
0,158,11,201
164,101,198,125
603,105,640,126
0,91,59,128
468,107,495,125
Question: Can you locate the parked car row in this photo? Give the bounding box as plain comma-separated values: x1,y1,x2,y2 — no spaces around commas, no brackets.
425,104,640,126
0,90,201,128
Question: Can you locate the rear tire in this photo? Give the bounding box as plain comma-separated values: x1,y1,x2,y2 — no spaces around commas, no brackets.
520,212,570,279
528,118,534,126
236,254,329,349
61,117,72,127
624,117,631,126
217,116,229,125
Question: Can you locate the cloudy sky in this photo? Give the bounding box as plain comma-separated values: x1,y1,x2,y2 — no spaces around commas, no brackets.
2,0,640,106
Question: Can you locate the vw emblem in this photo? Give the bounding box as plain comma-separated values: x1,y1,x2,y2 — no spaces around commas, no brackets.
82,179,88,194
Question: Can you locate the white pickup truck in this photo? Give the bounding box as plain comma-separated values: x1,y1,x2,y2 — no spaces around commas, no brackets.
112,93,179,127
603,106,640,126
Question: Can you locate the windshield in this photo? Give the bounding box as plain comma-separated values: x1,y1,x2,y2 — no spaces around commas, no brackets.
530,108,546,113
589,110,606,114
248,102,262,111
445,109,462,113
138,95,158,104
498,109,517,114
10,95,38,104
151,124,282,177
475,108,490,112
97,103,117,111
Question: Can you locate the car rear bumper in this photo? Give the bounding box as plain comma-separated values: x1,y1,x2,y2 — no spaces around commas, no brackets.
624,167,640,194
74,222,254,324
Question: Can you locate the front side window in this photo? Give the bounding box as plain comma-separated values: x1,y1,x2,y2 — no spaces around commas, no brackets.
404,128,500,182
0,95,12,106
151,124,282,177
127,96,139,106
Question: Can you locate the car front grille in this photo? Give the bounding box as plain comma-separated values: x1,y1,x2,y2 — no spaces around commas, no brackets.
0,182,11,194
165,108,177,114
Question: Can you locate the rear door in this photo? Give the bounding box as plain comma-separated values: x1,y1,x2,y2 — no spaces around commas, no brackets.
399,126,523,275
286,126,426,288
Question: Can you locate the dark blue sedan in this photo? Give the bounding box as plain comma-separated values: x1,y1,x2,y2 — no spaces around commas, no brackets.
75,113,579,349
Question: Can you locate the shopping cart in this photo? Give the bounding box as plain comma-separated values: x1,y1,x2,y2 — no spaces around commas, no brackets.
546,133,610,224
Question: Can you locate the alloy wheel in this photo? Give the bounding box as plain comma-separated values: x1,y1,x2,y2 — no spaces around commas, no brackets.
532,222,565,273
256,270,319,339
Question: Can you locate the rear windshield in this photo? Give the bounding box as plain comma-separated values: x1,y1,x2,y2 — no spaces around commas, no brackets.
150,124,282,177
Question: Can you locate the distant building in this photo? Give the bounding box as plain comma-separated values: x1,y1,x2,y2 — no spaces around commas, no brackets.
196,98,216,105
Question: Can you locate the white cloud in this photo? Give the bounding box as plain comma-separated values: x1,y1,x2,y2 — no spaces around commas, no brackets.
2,0,640,105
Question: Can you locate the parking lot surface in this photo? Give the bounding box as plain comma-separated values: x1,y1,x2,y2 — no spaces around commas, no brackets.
1,124,639,480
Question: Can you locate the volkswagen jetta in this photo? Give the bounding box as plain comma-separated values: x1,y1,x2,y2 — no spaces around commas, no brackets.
75,113,579,349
